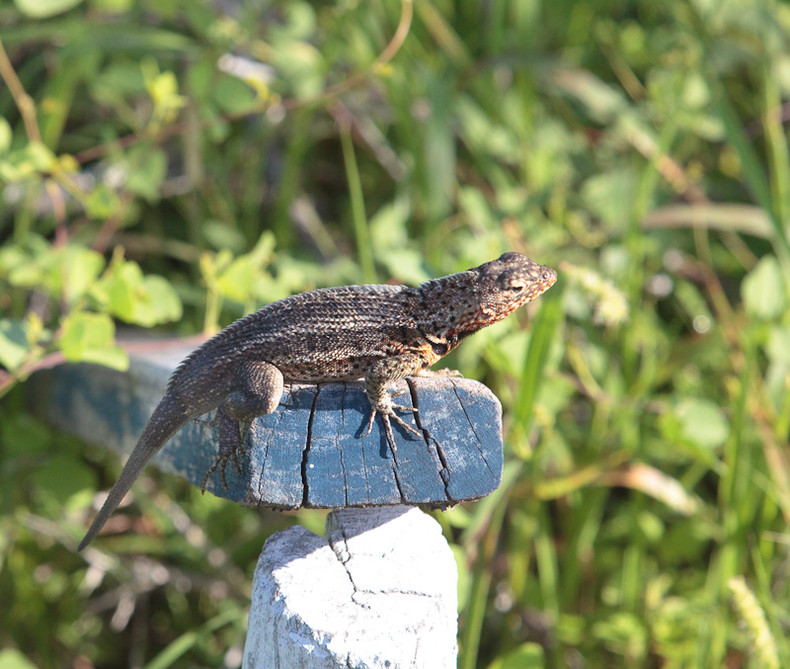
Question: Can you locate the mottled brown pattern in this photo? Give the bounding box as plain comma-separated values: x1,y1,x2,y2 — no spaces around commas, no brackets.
79,252,557,549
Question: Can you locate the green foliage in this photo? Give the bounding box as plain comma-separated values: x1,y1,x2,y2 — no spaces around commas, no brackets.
1,0,790,667
487,642,544,669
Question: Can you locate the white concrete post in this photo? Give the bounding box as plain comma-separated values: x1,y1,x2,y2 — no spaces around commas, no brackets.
243,506,458,668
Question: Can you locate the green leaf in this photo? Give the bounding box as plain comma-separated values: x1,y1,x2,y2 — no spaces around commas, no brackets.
29,455,94,512
741,255,787,320
488,642,545,669
458,187,496,228
451,543,471,612
0,244,29,276
553,66,628,123
767,325,790,364
581,168,637,230
7,244,104,305
0,118,11,155
91,61,146,106
26,142,57,170
96,259,182,326
215,234,276,304
125,146,167,203
134,274,183,325
58,312,128,369
271,40,323,100
281,1,317,39
216,255,257,302
202,219,248,252
0,649,37,669
141,59,186,124
674,398,730,450
1,412,51,457
0,319,29,371
59,246,106,305
13,0,84,19
0,141,58,182
0,148,41,183
6,257,44,288
85,183,121,220
458,97,520,162
211,75,259,114
97,259,142,320
145,67,180,105
370,199,429,285
592,612,648,659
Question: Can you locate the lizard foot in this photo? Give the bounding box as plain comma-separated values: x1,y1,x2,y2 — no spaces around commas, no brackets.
363,402,422,454
201,442,247,493
201,415,250,493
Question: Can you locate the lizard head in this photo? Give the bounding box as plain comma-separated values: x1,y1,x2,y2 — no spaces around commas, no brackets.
414,252,557,346
452,252,557,333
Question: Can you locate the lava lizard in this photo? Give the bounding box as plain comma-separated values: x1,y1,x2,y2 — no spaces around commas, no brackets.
78,252,557,549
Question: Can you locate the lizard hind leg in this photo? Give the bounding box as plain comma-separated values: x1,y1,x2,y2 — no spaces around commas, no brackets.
202,360,284,492
201,410,251,492
363,355,426,454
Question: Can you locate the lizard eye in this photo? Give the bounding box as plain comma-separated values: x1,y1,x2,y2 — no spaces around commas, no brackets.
505,281,526,293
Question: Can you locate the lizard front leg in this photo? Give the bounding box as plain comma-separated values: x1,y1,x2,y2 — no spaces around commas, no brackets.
363,354,427,453
202,360,284,491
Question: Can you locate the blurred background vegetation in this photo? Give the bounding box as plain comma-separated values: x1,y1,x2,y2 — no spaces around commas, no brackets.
1,0,789,667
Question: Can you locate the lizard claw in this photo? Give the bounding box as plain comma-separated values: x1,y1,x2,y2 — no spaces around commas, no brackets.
390,402,419,415
381,413,398,455
363,408,377,438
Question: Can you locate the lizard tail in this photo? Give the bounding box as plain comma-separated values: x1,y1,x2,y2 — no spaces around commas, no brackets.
78,393,191,550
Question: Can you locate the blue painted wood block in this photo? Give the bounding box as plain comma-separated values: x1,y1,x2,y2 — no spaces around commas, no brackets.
28,341,504,509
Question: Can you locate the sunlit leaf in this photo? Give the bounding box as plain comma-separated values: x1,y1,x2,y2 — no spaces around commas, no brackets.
0,118,11,155
742,255,787,320
0,648,37,669
13,0,84,19
58,312,128,369
674,397,730,450
85,184,121,220
96,258,182,326
217,256,257,302
58,246,106,306
767,325,790,364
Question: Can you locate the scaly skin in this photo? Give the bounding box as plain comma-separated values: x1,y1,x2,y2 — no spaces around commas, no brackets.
78,252,557,549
